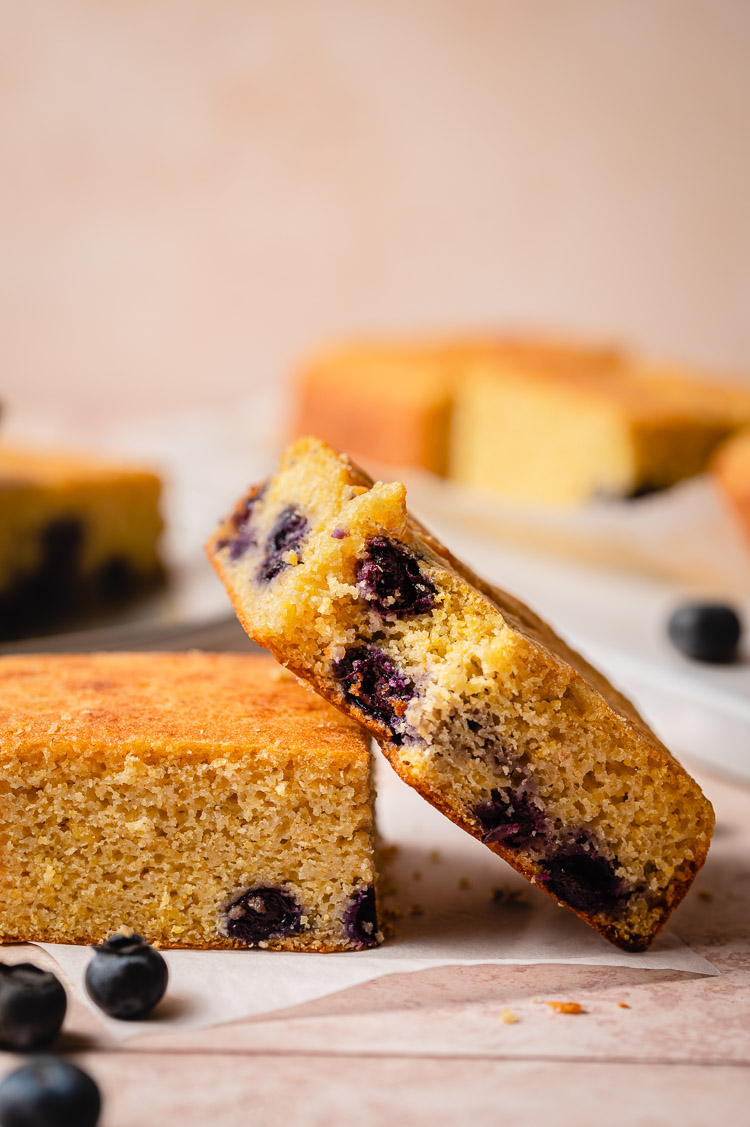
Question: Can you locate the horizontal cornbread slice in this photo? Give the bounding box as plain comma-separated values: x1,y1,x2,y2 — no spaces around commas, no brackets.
0,652,380,951
207,437,714,951
451,359,750,504
292,335,623,477
0,446,165,640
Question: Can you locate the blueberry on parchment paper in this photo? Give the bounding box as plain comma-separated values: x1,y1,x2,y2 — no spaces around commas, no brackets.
84,933,168,1021
0,963,67,1052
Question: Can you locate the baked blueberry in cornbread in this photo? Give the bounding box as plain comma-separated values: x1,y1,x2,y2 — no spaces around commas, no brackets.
207,437,714,951
0,446,165,640
0,652,380,951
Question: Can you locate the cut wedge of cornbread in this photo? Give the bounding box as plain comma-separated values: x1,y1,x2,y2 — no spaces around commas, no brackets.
451,359,750,505
0,446,165,640
207,437,714,951
292,335,623,477
0,652,380,951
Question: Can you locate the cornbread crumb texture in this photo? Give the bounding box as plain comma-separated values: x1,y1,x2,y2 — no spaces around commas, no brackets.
207,436,714,952
0,445,165,640
0,652,379,952
291,337,750,503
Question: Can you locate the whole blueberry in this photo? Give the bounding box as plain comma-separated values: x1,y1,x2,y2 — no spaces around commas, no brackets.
0,1058,101,1127
84,934,168,1020
0,964,67,1052
667,602,742,663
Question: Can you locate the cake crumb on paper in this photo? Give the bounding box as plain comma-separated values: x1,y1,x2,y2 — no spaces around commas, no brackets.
500,1008,518,1024
458,877,472,890
546,1001,584,1015
617,1002,631,1009
697,890,713,902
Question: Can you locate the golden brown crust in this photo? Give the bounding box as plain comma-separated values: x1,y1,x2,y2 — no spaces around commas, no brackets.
0,652,369,767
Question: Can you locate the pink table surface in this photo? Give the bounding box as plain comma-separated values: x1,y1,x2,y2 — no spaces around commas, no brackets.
0,758,748,1126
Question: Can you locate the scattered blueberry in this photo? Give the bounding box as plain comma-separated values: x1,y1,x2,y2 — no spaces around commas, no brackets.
257,507,309,582
343,886,379,949
224,887,303,945
0,1058,101,1127
84,934,168,1021
333,645,415,744
541,846,626,916
473,790,546,850
0,963,67,1052
667,602,742,664
356,537,436,618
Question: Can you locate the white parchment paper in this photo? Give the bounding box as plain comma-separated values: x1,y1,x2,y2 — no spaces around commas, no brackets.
36,758,718,1041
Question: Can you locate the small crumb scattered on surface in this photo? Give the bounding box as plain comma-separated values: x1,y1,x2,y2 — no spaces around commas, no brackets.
412,870,422,881
380,844,400,864
617,1002,630,1009
269,665,295,682
109,924,135,939
409,904,424,916
697,890,713,902
382,906,403,921
458,877,472,890
546,1001,584,1015
500,1008,518,1024
429,850,441,863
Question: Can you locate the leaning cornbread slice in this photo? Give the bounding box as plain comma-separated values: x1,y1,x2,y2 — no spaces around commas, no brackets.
451,358,750,504
207,437,714,952
0,652,380,951
0,445,165,640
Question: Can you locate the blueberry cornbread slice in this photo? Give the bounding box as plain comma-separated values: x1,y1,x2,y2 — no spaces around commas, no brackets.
0,446,165,640
292,335,623,477
0,652,380,951
713,426,750,546
451,357,750,504
207,437,714,951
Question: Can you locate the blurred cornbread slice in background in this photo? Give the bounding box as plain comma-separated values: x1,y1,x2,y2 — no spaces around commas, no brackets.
293,342,455,475
0,652,380,951
0,446,165,640
451,357,750,505
713,426,750,544
292,334,623,478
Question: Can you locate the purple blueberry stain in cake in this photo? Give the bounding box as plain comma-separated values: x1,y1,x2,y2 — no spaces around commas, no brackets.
540,845,627,916
224,886,303,944
343,886,378,948
217,486,267,560
473,789,546,849
333,645,415,744
257,506,309,582
356,536,436,618
331,526,349,540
